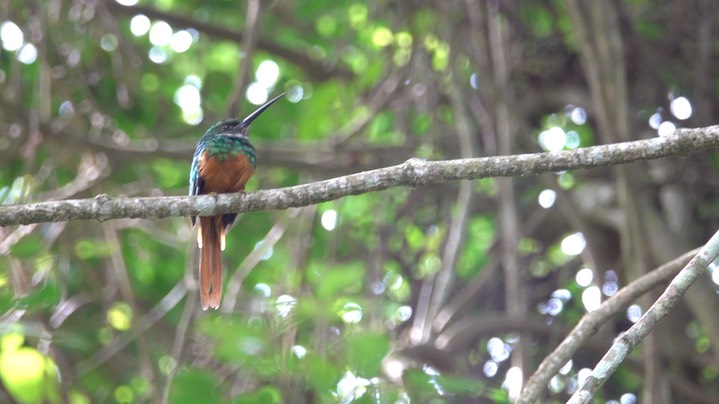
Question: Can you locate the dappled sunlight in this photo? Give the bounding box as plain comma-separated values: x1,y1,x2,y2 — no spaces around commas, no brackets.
0,21,23,51
626,304,642,323
149,21,172,47
335,370,372,403
670,96,692,120
338,301,363,324
537,189,556,208
17,44,37,64
582,286,602,312
602,270,619,297
503,367,523,400
483,360,498,377
256,60,280,88
275,294,296,318
575,267,593,287
321,209,338,231
560,232,586,256
539,127,567,152
130,15,150,36
658,121,676,136
487,337,511,362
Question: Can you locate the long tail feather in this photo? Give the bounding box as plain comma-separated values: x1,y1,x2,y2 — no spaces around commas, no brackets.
199,216,223,310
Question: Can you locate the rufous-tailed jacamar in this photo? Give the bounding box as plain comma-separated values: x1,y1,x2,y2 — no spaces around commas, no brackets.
189,93,284,310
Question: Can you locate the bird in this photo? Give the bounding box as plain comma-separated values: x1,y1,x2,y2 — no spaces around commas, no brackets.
189,93,284,310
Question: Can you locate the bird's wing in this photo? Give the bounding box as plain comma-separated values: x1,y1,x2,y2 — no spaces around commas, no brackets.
189,147,205,227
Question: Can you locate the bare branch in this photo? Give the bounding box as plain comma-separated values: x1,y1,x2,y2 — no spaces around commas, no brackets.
567,229,719,403
1,126,718,227
517,248,699,404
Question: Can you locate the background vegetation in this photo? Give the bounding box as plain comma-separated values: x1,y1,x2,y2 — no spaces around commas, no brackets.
1,0,718,403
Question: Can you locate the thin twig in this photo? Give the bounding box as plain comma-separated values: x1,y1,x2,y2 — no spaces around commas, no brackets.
221,208,302,313
75,280,188,376
566,232,719,403
517,247,699,403
225,0,261,117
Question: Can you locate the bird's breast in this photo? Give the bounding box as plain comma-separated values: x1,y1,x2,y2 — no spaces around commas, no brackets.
199,151,255,193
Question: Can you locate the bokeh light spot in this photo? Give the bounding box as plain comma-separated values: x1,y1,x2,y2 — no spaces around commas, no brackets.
626,304,642,323
149,21,172,47
107,302,133,331
372,26,393,47
569,107,587,125
487,337,511,362
246,82,269,105
483,360,498,377
100,34,118,52
275,294,297,318
170,30,193,53
538,126,567,152
1,21,24,51
670,96,692,120
287,84,304,102
560,232,586,256
255,60,280,87
648,112,662,129
17,43,37,64
253,241,273,260
291,345,307,359
503,367,523,400
174,84,201,111
621,393,637,404
254,283,271,297
59,101,75,117
538,189,556,208
470,73,479,89
581,286,601,312
576,267,593,287
130,15,151,36
340,302,363,324
148,47,168,64
657,121,676,136
321,209,338,231
565,130,581,149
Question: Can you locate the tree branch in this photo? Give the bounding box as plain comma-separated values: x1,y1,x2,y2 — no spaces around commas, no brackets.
517,247,699,404
567,229,719,403
1,126,718,227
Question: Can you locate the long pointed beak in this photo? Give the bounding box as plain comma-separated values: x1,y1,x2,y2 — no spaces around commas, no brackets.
241,93,285,126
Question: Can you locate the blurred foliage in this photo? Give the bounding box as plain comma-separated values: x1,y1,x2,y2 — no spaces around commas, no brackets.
1,0,719,403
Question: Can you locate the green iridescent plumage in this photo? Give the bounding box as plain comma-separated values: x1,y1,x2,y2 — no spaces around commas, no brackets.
196,122,257,164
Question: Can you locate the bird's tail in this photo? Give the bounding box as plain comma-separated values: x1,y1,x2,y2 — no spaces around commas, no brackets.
198,216,225,310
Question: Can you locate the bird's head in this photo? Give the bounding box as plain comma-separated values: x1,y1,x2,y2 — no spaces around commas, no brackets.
204,93,285,138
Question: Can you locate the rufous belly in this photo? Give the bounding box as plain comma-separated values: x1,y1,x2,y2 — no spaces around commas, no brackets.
199,152,254,193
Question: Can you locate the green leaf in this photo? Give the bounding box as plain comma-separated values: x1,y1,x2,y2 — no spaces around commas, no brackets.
316,263,364,300
16,281,61,310
74,239,115,260
234,385,283,404
346,331,390,376
170,369,221,404
9,234,44,258
305,355,341,392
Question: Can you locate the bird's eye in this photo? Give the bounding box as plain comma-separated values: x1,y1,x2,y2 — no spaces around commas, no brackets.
221,124,232,131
